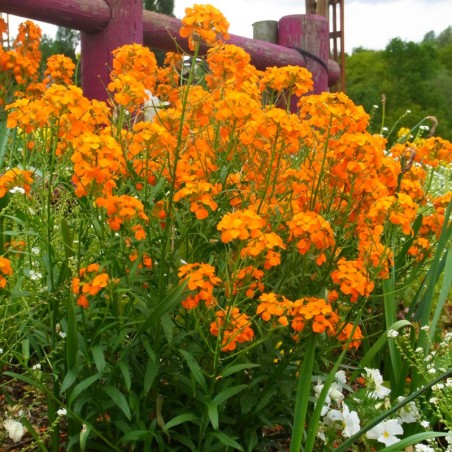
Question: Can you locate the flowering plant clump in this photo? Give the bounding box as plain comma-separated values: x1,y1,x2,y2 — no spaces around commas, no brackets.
0,5,451,451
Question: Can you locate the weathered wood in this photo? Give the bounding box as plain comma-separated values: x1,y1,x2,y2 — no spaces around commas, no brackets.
252,20,278,43
81,0,143,100
0,0,110,33
278,15,329,93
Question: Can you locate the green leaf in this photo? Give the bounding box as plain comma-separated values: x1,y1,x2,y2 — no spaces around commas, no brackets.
91,345,106,374
380,432,449,451
60,367,80,394
207,432,244,451
180,349,207,393
212,384,248,405
163,413,199,430
68,373,102,406
118,361,131,392
103,385,131,421
136,281,187,336
121,430,150,442
221,363,261,378
350,320,412,382
144,361,159,396
80,423,91,452
207,403,219,430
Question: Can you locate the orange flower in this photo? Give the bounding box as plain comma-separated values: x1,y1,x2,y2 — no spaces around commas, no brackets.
72,263,112,308
210,307,254,351
256,292,291,326
180,4,230,51
179,262,222,309
0,168,33,198
44,54,75,85
0,256,13,288
331,258,374,302
290,297,339,335
337,323,363,349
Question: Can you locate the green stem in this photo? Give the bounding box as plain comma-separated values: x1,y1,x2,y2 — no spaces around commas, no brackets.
290,334,316,452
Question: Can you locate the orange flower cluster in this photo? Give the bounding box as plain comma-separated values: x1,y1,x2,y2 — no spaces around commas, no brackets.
260,65,313,98
210,307,254,351
72,263,110,308
71,131,126,197
290,296,339,335
287,211,335,265
0,256,13,288
95,195,149,237
178,263,222,309
0,20,41,103
331,258,375,302
108,44,158,109
337,323,363,349
180,4,230,51
0,168,34,198
44,54,76,86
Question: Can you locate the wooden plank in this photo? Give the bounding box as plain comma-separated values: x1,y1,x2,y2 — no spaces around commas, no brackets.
0,0,110,33
81,0,143,100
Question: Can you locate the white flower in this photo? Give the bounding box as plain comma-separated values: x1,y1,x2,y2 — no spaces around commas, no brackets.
9,186,25,195
421,325,430,332
396,397,420,424
364,368,391,399
57,408,67,417
420,420,430,428
143,90,169,122
59,331,67,339
335,370,347,386
414,445,435,452
324,404,361,438
29,270,42,281
3,419,26,442
32,363,41,370
387,329,399,338
0,348,3,354
366,419,403,446
31,247,40,255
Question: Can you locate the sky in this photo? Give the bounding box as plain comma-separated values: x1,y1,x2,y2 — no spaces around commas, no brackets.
5,0,452,54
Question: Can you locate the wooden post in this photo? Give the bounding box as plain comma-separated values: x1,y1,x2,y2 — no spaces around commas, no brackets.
80,0,143,100
278,15,329,94
252,21,278,43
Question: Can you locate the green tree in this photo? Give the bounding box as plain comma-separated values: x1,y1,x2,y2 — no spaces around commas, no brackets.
143,0,174,15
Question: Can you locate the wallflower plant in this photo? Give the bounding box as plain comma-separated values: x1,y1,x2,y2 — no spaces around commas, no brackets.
0,5,451,451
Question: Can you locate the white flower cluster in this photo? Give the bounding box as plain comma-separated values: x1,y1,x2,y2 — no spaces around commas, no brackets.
316,368,425,448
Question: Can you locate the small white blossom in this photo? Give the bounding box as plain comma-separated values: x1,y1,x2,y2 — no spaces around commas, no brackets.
364,368,391,399
420,420,430,428
335,370,347,386
59,331,67,339
57,408,67,417
3,419,25,442
396,397,420,424
0,348,3,354
387,329,399,338
31,247,40,255
9,186,25,195
429,397,438,405
324,403,361,438
32,363,41,370
29,270,42,281
414,445,435,452
421,325,430,332
428,368,436,374
366,419,403,446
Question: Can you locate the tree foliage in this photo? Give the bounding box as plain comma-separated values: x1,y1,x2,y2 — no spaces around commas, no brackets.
346,28,452,141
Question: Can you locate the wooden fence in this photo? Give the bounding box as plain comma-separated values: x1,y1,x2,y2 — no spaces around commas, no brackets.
1,0,340,100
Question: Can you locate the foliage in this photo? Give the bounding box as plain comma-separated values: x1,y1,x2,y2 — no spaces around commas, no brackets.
0,7,452,451
346,29,452,142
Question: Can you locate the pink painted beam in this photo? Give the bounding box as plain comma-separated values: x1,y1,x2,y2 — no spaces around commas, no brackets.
0,0,110,33
81,0,143,100
142,11,339,87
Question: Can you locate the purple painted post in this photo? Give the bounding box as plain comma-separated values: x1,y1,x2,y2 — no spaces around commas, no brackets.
80,0,143,100
278,15,329,94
